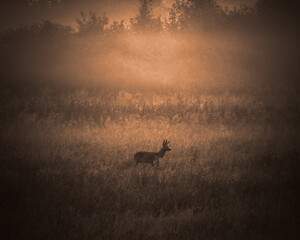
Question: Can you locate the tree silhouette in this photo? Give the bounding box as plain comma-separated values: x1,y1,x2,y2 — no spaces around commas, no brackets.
76,11,109,35
167,0,188,31
224,3,255,29
109,20,126,34
130,0,162,32
27,0,61,8
2,20,74,44
167,0,224,31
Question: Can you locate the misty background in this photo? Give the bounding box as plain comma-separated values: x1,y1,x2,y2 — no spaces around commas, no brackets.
1,0,299,92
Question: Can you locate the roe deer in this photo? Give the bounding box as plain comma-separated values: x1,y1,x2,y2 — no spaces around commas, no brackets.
134,139,171,166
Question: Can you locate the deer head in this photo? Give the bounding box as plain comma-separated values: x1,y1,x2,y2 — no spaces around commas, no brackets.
162,139,171,151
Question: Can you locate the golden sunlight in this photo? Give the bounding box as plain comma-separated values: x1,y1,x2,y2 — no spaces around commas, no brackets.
122,33,183,84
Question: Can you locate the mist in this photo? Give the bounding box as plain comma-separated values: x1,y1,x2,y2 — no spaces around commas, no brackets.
1,0,299,239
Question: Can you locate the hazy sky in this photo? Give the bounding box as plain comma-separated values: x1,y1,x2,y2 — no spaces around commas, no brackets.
0,0,257,31
219,0,256,8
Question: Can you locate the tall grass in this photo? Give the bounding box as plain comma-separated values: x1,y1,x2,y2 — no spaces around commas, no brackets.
1,87,299,239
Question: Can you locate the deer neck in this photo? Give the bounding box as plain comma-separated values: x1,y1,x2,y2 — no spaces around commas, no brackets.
156,148,167,158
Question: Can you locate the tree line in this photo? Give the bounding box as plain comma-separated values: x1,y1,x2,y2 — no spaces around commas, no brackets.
1,0,299,42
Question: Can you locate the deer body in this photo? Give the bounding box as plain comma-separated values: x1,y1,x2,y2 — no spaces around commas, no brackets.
134,140,171,166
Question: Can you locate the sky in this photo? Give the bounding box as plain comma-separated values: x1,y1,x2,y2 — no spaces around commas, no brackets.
219,0,256,8
0,0,257,31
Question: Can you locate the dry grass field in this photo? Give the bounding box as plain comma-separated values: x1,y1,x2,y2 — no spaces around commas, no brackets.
1,85,299,239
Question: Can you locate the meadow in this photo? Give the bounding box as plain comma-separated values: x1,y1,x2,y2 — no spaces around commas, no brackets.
1,83,299,239
0,24,299,239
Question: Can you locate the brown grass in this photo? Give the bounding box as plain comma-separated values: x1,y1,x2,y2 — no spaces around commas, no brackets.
1,88,299,239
